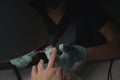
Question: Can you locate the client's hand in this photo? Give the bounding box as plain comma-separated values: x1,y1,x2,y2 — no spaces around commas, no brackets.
31,48,63,80
10,50,35,68
46,44,87,72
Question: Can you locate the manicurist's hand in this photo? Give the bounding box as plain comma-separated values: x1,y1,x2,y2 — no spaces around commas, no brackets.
31,48,63,80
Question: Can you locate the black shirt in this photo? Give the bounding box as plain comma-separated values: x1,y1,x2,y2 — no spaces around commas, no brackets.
30,0,110,47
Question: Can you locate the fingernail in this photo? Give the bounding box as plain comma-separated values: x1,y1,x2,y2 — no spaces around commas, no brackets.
40,59,44,62
53,47,56,50
32,65,35,69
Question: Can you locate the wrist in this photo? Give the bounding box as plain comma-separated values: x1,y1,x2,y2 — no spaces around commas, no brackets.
74,45,87,61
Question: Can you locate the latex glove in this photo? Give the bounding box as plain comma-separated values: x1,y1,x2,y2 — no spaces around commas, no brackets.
45,44,87,72
10,50,35,68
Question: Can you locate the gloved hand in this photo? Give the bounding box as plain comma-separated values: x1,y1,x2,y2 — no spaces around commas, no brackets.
10,50,35,68
45,44,87,72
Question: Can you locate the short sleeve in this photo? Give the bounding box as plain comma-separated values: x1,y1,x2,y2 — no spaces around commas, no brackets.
83,0,111,30
74,0,110,46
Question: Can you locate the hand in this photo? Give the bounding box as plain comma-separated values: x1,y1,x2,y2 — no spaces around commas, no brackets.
46,44,87,72
58,44,87,71
31,48,63,80
10,50,35,68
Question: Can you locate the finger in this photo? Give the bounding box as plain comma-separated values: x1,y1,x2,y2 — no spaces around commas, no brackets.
56,67,63,80
59,44,67,51
37,59,44,72
31,66,37,80
56,67,62,75
47,47,57,69
64,73,71,80
56,67,62,71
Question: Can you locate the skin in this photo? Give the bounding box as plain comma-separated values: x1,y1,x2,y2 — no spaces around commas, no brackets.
86,21,120,60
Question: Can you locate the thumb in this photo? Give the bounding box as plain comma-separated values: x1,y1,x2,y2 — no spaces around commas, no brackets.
58,44,70,61
58,44,72,52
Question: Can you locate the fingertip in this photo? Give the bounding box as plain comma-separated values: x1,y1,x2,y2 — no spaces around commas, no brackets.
51,47,57,56
38,59,44,72
47,47,57,68
58,44,64,51
40,59,44,63
31,65,36,77
52,47,57,52
32,65,36,71
53,47,56,50
38,59,44,65
32,65,35,69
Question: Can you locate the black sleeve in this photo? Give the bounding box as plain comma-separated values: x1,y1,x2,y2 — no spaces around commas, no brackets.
74,0,111,46
84,0,111,30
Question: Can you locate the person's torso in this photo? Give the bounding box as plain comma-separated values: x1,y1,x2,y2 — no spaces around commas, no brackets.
30,0,107,48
